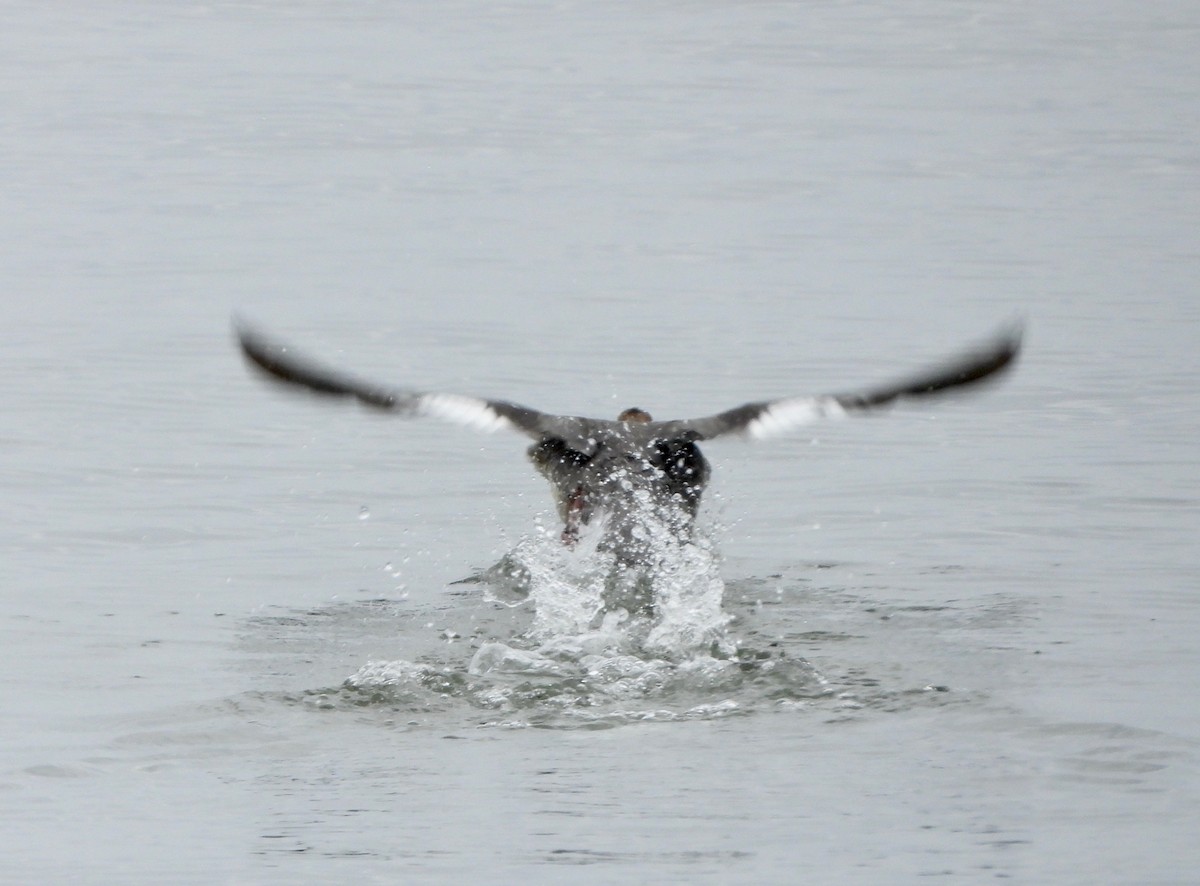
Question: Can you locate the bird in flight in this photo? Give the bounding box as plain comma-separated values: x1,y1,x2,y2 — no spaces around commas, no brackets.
236,321,1021,559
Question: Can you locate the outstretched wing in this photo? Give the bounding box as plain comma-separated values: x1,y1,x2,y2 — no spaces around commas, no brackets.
234,322,570,439
663,324,1023,441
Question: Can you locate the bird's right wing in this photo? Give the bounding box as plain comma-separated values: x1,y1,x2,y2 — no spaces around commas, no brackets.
235,322,577,440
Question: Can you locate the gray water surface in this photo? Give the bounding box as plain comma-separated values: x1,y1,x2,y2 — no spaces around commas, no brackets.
2,1,1198,883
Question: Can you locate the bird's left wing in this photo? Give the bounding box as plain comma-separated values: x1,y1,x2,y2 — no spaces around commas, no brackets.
659,324,1022,442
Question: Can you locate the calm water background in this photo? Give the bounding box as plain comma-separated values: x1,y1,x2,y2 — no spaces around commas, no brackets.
3,1,1198,882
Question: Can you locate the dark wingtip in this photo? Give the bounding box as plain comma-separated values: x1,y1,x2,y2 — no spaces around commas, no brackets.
838,320,1026,411
232,317,286,381
231,313,257,349
231,318,403,410
231,314,266,361
985,318,1025,380
938,319,1025,392
965,319,1024,383
996,316,1026,359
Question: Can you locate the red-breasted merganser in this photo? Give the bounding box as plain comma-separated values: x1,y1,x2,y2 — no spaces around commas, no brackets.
236,322,1021,555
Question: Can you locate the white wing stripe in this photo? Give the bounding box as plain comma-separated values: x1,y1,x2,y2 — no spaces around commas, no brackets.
417,393,514,433
745,396,846,439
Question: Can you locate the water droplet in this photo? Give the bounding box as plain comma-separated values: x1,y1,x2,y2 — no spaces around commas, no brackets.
359,506,370,520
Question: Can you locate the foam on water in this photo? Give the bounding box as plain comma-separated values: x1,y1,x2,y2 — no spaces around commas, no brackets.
338,508,829,725
504,507,734,659
341,644,827,728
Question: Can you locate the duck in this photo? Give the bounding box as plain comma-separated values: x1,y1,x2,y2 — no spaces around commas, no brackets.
235,321,1021,558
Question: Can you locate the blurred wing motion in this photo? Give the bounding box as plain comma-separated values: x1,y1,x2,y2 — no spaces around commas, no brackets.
236,319,1021,443
668,323,1023,441
234,323,563,438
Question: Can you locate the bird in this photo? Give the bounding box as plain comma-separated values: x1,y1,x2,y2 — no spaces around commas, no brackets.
235,320,1021,563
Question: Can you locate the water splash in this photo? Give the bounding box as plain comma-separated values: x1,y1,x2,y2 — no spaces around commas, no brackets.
339,644,827,728
329,506,833,726
487,503,734,660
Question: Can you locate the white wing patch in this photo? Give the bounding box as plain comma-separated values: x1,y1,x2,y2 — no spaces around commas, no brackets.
745,396,846,440
417,393,514,433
